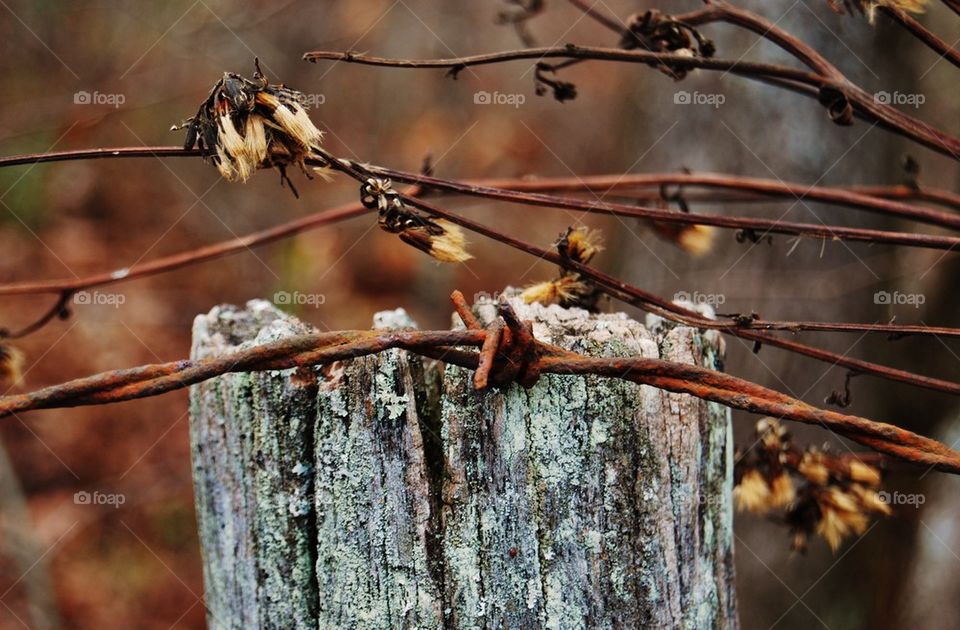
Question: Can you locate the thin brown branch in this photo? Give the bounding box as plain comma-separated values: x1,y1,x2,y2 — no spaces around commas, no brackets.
0,201,371,296
367,165,960,251
878,5,960,68
303,45,819,84
303,45,960,159
564,0,628,35
475,173,960,229
675,1,840,77
4,146,959,225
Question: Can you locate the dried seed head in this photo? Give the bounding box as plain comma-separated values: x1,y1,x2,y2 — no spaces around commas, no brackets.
798,451,831,486
757,417,789,450
217,114,256,181
734,469,773,514
521,227,605,311
676,225,715,256
0,344,25,388
848,460,882,486
520,276,592,306
261,94,324,149
770,472,796,508
179,65,324,191
651,221,716,256
738,418,890,552
849,484,892,516
398,219,473,263
424,220,473,263
561,227,603,264
243,116,269,165
828,0,928,22
816,487,870,550
520,281,560,305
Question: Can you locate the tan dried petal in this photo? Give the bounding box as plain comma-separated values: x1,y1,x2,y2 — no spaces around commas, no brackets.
0,344,25,388
271,101,324,150
734,469,773,514
770,473,796,508
799,452,830,486
399,220,472,264
564,227,604,264
848,460,882,486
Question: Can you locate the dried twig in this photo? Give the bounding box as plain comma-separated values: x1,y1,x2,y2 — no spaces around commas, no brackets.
302,45,960,159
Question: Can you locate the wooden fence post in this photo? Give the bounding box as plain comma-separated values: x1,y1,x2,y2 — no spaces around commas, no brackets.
189,293,737,629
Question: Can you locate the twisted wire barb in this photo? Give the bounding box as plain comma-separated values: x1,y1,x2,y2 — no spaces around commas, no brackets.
3,290,959,474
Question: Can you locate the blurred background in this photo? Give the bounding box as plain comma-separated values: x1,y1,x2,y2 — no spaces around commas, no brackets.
0,0,957,627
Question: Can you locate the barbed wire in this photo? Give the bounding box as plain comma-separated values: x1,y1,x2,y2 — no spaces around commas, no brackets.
3,290,960,475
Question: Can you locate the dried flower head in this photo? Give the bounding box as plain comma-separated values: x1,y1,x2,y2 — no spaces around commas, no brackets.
827,0,928,22
798,450,831,486
559,227,604,263
735,417,890,552
362,178,472,263
521,227,604,311
176,59,324,196
0,343,25,388
651,221,716,256
734,468,774,513
520,275,593,306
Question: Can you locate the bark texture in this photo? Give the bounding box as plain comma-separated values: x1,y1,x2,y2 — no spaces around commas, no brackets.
189,294,737,629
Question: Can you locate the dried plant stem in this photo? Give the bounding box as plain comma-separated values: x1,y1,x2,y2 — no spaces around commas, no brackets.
367,165,960,251
475,173,960,229
302,46,960,159
3,146,958,222
0,200,372,296
877,5,960,69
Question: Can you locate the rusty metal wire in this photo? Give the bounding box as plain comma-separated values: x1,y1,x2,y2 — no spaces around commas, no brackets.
2,290,959,475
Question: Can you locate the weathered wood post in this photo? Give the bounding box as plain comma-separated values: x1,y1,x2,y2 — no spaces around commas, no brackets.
189,292,737,629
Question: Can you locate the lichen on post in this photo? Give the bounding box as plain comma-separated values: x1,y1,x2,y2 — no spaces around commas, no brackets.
189,293,737,629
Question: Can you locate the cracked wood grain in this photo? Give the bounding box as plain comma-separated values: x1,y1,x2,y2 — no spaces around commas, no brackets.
189,293,737,629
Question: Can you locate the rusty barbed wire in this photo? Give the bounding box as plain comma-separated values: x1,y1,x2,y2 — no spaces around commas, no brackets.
2,290,959,475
